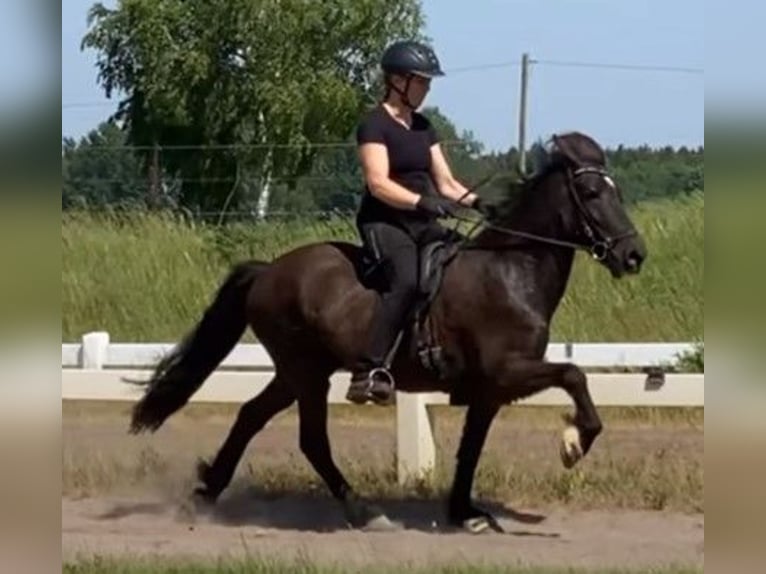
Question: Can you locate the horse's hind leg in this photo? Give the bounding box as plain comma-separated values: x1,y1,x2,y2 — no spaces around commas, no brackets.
296,379,398,531
195,376,294,502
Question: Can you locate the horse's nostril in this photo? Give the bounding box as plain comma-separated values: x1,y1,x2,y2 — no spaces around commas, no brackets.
626,250,643,272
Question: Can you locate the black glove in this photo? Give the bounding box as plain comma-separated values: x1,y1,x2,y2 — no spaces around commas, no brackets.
415,195,459,218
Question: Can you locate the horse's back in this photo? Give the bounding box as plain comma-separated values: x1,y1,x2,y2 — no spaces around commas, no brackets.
266,239,366,287
247,240,375,350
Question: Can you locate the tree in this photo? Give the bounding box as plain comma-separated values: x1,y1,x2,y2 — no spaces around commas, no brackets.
62,121,146,209
606,145,704,203
82,0,425,215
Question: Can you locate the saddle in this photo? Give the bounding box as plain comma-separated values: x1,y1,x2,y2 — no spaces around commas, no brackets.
359,234,461,379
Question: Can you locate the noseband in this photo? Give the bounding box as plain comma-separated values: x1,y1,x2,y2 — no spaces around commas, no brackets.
566,166,637,260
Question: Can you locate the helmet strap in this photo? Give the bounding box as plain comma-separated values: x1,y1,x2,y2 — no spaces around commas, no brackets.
386,75,416,109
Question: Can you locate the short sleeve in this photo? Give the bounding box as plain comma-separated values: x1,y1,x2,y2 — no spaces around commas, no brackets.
420,114,439,146
356,113,386,145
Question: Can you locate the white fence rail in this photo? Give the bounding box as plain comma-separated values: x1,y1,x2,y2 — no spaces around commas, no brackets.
62,332,699,372
62,331,704,483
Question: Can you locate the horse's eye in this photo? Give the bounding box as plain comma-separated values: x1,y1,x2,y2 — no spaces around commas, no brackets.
583,186,600,199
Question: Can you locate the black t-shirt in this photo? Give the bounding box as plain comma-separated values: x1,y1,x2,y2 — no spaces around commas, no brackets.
355,104,440,231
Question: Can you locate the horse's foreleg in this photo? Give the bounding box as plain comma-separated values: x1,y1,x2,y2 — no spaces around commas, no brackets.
448,401,502,533
498,359,603,463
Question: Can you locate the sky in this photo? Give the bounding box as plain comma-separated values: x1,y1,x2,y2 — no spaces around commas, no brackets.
61,0,706,153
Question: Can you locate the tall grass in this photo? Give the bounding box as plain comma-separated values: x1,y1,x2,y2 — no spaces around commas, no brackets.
62,193,703,342
553,193,703,341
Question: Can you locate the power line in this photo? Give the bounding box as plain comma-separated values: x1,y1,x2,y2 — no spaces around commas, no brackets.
532,59,704,75
445,61,521,74
61,57,703,110
421,58,703,75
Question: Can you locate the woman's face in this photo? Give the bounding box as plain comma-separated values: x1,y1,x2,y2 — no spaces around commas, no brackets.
392,73,431,108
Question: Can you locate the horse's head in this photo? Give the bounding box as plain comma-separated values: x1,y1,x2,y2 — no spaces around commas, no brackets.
549,132,646,276
491,132,647,278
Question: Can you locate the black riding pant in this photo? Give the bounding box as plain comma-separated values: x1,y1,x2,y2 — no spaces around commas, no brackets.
355,219,451,372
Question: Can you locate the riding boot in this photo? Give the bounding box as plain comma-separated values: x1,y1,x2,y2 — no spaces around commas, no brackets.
347,292,413,405
347,367,396,405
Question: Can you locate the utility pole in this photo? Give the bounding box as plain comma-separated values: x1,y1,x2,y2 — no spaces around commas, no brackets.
517,52,531,177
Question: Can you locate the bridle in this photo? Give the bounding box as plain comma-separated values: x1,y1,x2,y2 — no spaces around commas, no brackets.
459,165,637,261
562,165,638,260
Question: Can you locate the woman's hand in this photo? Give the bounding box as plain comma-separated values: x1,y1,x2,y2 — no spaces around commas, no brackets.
471,197,498,219
415,195,459,217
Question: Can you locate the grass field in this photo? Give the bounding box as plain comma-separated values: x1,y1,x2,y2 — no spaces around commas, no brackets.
64,556,702,574
62,193,703,343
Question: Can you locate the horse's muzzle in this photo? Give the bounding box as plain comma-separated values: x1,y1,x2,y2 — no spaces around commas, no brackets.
625,248,645,274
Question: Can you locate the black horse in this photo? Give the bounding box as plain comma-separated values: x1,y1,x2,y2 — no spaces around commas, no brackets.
129,131,647,533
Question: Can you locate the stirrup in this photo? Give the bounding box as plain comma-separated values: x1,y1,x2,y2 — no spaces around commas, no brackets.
346,367,395,405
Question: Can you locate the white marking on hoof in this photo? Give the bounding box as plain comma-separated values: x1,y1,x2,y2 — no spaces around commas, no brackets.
363,514,401,532
560,424,583,469
463,517,491,534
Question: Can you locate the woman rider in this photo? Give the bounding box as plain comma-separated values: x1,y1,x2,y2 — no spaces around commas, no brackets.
346,40,487,405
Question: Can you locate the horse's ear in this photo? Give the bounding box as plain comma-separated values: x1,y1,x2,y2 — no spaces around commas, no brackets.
551,134,586,166
552,132,606,166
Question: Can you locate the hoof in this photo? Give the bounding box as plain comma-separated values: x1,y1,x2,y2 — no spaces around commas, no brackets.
560,425,584,469
362,513,401,532
343,498,400,531
463,516,492,534
449,504,505,534
192,486,218,505
462,514,504,534
196,458,212,482
193,459,222,504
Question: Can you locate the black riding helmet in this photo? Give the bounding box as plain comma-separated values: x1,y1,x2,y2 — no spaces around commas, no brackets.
381,41,444,108
381,40,445,78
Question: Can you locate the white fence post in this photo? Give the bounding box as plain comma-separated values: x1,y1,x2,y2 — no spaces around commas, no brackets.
81,331,110,369
396,393,436,485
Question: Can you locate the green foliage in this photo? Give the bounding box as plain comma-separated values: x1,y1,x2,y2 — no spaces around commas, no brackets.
674,342,704,373
81,0,425,212
607,145,704,203
62,121,146,208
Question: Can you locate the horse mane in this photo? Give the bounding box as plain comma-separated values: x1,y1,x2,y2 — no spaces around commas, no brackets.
483,131,607,225
483,144,562,224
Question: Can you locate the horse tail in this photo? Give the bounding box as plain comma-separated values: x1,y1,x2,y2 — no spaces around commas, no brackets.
129,260,268,434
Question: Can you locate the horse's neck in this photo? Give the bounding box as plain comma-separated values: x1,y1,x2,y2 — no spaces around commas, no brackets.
489,244,575,321
474,198,577,321
530,246,575,319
